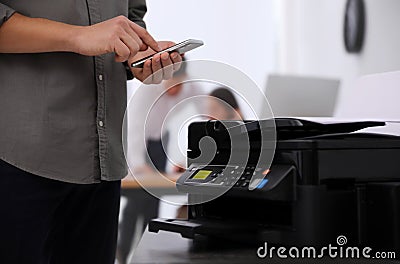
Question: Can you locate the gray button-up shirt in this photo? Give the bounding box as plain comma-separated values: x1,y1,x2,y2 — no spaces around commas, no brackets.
0,0,146,184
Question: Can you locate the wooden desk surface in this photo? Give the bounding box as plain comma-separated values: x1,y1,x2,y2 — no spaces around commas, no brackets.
121,173,180,189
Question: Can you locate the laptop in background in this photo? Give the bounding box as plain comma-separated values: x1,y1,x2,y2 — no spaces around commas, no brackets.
264,74,340,117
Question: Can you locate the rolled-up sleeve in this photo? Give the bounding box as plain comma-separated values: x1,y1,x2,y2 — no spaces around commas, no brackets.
125,0,148,80
128,0,147,29
0,3,15,27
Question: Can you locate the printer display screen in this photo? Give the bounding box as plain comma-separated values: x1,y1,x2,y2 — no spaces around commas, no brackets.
192,170,212,180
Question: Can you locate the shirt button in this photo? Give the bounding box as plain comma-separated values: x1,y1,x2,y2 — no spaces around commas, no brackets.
98,120,104,127
98,74,103,81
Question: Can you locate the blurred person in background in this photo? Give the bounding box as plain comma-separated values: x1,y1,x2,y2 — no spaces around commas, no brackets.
208,87,243,120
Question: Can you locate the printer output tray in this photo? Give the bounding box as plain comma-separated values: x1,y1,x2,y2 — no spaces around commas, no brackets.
149,218,260,240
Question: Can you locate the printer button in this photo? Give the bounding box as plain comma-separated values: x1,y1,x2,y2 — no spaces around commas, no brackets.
256,179,269,189
214,178,222,184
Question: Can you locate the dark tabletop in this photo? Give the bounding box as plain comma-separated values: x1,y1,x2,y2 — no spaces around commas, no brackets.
130,229,400,264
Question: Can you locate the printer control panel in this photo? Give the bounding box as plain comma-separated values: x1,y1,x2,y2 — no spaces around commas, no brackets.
176,164,271,193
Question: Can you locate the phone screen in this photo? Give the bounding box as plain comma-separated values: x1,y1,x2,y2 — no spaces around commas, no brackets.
133,45,179,65
131,39,203,68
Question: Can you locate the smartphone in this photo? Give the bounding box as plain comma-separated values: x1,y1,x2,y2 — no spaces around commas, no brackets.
130,39,204,68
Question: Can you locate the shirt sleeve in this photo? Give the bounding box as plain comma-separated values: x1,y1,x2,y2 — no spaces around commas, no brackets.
128,0,147,29
126,0,148,80
0,3,16,27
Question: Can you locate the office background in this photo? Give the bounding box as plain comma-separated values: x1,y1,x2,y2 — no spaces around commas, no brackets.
126,0,400,175
129,0,400,116
120,1,400,262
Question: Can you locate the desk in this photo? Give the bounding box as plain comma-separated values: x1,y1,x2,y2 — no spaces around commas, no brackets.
131,230,400,264
118,173,184,264
121,173,180,189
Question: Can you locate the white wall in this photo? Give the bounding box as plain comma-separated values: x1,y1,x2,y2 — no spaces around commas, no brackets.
136,0,279,113
276,0,400,117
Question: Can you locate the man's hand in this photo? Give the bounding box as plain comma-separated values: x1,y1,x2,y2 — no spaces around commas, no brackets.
72,16,160,62
0,13,181,83
129,41,183,83
0,13,160,62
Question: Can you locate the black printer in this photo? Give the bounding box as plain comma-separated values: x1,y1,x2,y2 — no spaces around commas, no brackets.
149,118,400,253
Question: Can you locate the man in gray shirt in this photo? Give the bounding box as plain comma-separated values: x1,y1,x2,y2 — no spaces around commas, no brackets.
0,1,181,263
